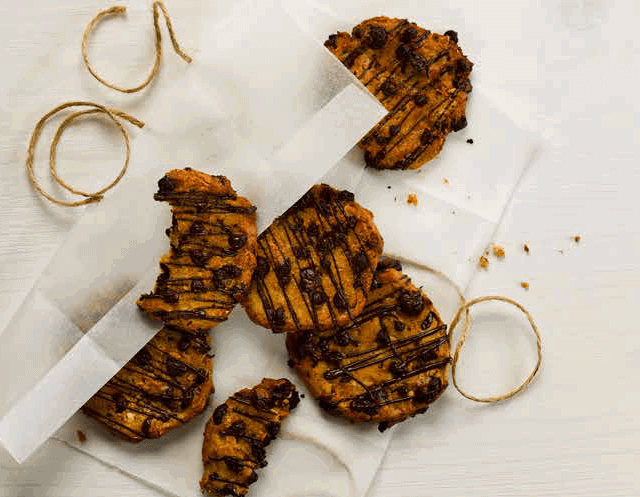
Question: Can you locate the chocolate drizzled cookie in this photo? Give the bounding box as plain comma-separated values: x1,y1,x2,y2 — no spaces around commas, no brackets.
325,17,473,170
138,168,258,332
82,326,213,442
242,184,384,333
200,378,300,497
287,259,450,431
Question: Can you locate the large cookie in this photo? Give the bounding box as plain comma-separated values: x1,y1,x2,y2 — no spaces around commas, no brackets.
286,259,450,431
82,326,213,442
241,184,384,333
200,378,300,497
138,168,258,333
325,17,473,170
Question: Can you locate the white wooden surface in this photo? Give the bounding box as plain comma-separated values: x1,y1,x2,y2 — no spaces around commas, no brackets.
1,0,639,496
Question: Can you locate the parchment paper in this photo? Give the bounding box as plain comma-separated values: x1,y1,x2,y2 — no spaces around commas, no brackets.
0,1,538,497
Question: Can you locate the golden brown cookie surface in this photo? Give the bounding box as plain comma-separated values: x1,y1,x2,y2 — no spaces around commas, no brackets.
138,168,258,332
325,17,472,170
286,259,450,431
200,378,300,497
241,184,384,333
82,326,213,442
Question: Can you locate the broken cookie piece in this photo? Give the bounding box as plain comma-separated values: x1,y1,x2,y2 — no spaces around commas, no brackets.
200,378,300,497
138,168,257,333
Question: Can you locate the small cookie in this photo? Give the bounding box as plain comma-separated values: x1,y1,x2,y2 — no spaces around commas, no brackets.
241,184,384,333
286,259,450,431
138,168,258,332
82,326,213,442
200,378,300,497
325,17,472,170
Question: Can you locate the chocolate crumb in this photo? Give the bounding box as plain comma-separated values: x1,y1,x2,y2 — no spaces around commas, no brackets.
521,281,530,290
479,256,489,269
492,244,505,258
524,243,530,254
76,430,87,443
387,185,391,189
466,138,474,144
301,394,305,398
574,235,581,243
407,194,418,206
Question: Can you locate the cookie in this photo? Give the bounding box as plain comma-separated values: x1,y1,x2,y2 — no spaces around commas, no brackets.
325,17,473,170
286,259,450,431
241,184,384,333
82,326,213,442
200,378,300,497
138,168,258,333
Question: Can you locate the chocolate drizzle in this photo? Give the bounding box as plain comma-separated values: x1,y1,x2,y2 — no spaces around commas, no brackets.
83,326,212,442
138,169,257,332
288,267,450,426
201,379,300,496
248,184,382,332
325,18,472,171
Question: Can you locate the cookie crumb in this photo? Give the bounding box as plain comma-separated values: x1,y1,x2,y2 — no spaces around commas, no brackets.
443,178,449,185
76,430,87,443
492,244,505,258
466,138,474,144
479,256,489,269
407,193,418,206
523,243,530,253
573,235,581,243
520,281,530,290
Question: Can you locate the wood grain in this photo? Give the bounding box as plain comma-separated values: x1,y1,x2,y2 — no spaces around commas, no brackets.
1,0,639,496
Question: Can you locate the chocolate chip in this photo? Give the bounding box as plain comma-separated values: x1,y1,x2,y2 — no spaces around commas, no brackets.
466,138,474,144
376,258,402,272
215,264,242,280
389,124,401,137
389,360,408,378
166,356,188,377
420,130,433,145
228,233,247,250
113,393,127,413
414,94,429,107
320,258,332,270
395,43,410,60
275,260,292,285
255,256,270,278
246,471,259,485
338,190,355,202
295,247,310,259
307,222,320,238
318,397,338,412
228,420,246,435
325,34,338,49
190,250,211,267
287,358,294,368
444,30,458,43
353,26,363,39
376,329,390,345
288,390,301,409
133,348,152,367
394,320,406,332
366,25,387,49
400,26,418,43
378,421,391,432
421,311,435,330
393,160,408,170
311,291,327,306
212,403,228,424
375,134,389,145
157,175,176,193
333,292,347,311
160,288,179,304
334,329,352,347
428,375,442,392
177,335,191,352
141,418,152,437
191,279,206,293
300,267,319,282
452,115,467,132
189,221,206,235
224,456,243,473
398,290,425,315
349,393,380,415
273,307,286,326
380,79,398,97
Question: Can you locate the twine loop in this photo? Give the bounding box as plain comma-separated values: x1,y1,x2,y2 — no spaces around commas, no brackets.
82,1,192,93
26,102,144,207
387,256,542,404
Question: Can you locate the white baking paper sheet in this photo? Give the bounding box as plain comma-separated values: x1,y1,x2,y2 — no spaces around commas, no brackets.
0,2,538,497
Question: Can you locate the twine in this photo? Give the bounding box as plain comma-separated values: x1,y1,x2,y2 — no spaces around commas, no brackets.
82,1,192,93
26,102,144,207
386,255,542,403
